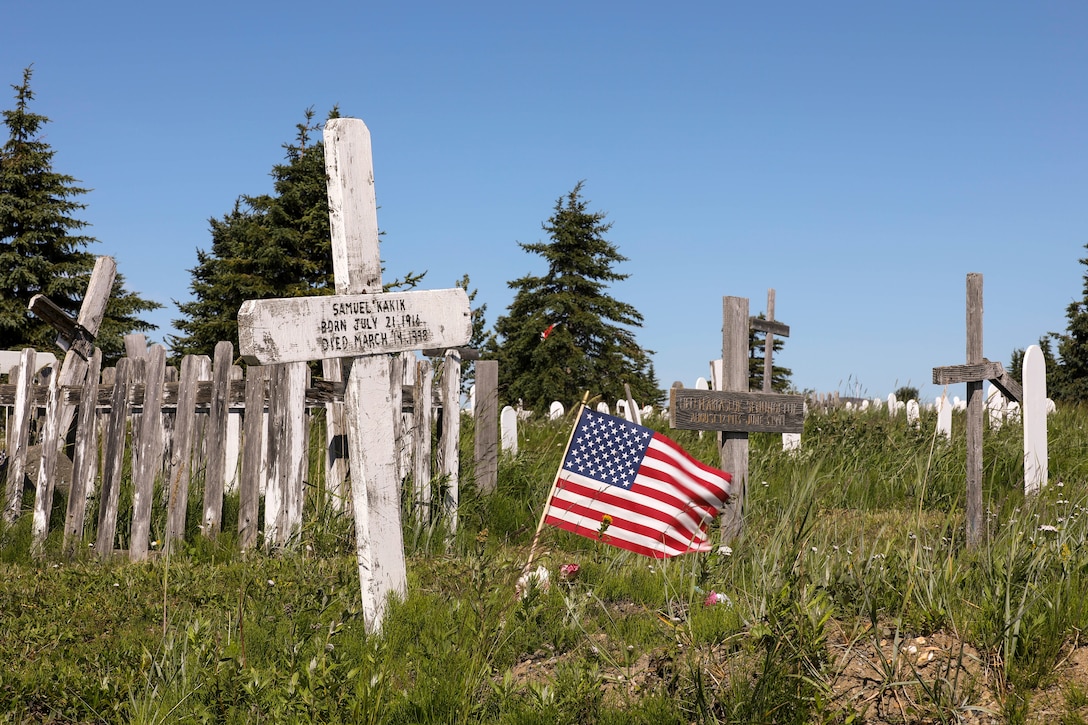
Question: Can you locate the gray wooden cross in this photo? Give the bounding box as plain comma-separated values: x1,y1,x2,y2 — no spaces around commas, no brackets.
932,273,1022,549
669,295,804,542
750,288,789,394
237,118,471,633
5,257,115,533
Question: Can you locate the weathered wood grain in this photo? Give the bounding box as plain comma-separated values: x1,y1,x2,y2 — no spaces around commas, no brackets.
412,358,434,521
64,349,101,555
0,377,348,408
96,358,132,556
720,297,749,543
965,273,984,548
474,360,499,495
4,349,36,523
439,350,461,538
237,287,471,365
31,364,63,556
238,365,268,549
202,342,233,539
321,358,349,511
165,355,204,551
669,388,805,433
931,361,1004,385
130,345,166,561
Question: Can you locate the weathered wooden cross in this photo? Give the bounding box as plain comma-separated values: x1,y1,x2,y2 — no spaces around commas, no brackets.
237,118,471,633
932,273,1022,549
669,295,805,542
753,288,789,394
6,257,115,551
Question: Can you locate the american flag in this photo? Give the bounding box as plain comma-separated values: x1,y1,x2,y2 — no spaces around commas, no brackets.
544,407,732,558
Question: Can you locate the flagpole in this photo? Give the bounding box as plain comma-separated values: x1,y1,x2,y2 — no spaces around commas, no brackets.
520,391,591,575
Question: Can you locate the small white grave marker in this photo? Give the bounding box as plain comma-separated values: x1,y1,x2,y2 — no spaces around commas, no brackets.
500,405,518,455
549,401,565,420
936,392,952,438
986,385,1005,430
906,400,920,428
1022,344,1048,494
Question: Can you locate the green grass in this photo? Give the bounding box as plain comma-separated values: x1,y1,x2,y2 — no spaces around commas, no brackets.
2,402,1088,722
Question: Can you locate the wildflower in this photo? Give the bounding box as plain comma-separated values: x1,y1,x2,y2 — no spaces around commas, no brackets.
1039,525,1059,533
267,579,276,586
516,566,550,600
559,563,580,581
476,528,489,544
718,545,733,557
704,590,731,607
597,514,613,540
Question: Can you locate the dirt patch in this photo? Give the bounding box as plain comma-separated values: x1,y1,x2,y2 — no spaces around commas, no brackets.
499,615,1088,722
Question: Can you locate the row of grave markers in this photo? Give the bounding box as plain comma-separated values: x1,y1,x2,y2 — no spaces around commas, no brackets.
11,116,1054,631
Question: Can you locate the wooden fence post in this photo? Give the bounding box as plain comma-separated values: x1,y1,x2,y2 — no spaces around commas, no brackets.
130,345,167,560
474,360,499,495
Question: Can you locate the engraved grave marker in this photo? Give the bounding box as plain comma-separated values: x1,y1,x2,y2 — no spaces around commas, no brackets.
237,118,471,632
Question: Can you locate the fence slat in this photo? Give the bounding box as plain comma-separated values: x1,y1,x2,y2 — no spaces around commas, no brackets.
64,349,102,555
31,364,62,556
3,349,36,523
165,355,205,550
96,357,132,556
202,341,233,538
239,365,268,549
412,359,433,522
130,346,167,561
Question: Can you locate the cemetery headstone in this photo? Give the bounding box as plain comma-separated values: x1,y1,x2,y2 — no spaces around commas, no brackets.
936,392,952,439
500,405,518,455
237,118,471,632
670,296,804,541
1022,344,1048,494
932,273,1024,548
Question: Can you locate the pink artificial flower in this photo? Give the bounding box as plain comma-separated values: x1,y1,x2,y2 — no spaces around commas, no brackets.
704,590,730,607
559,563,580,581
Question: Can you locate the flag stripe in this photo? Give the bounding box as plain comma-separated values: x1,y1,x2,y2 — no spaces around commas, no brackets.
545,510,705,558
641,441,730,510
543,407,732,558
547,475,711,552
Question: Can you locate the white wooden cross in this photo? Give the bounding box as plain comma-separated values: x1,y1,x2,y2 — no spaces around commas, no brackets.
237,118,471,633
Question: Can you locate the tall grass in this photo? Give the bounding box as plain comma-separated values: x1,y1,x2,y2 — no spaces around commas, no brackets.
2,403,1088,722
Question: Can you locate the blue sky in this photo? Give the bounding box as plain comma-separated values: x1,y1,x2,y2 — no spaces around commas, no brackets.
4,2,1086,402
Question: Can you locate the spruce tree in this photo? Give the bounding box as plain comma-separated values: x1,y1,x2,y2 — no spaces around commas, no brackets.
170,109,337,357
171,108,422,359
0,66,159,362
747,320,793,392
490,182,660,412
1049,243,1088,402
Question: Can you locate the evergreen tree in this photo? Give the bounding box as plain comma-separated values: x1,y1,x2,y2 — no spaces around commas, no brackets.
747,319,793,392
170,109,335,357
1048,243,1088,402
489,182,660,412
171,108,423,359
454,273,488,395
1009,335,1059,392
0,66,160,362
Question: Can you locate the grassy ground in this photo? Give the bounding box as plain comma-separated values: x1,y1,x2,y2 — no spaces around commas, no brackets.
3,403,1088,723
